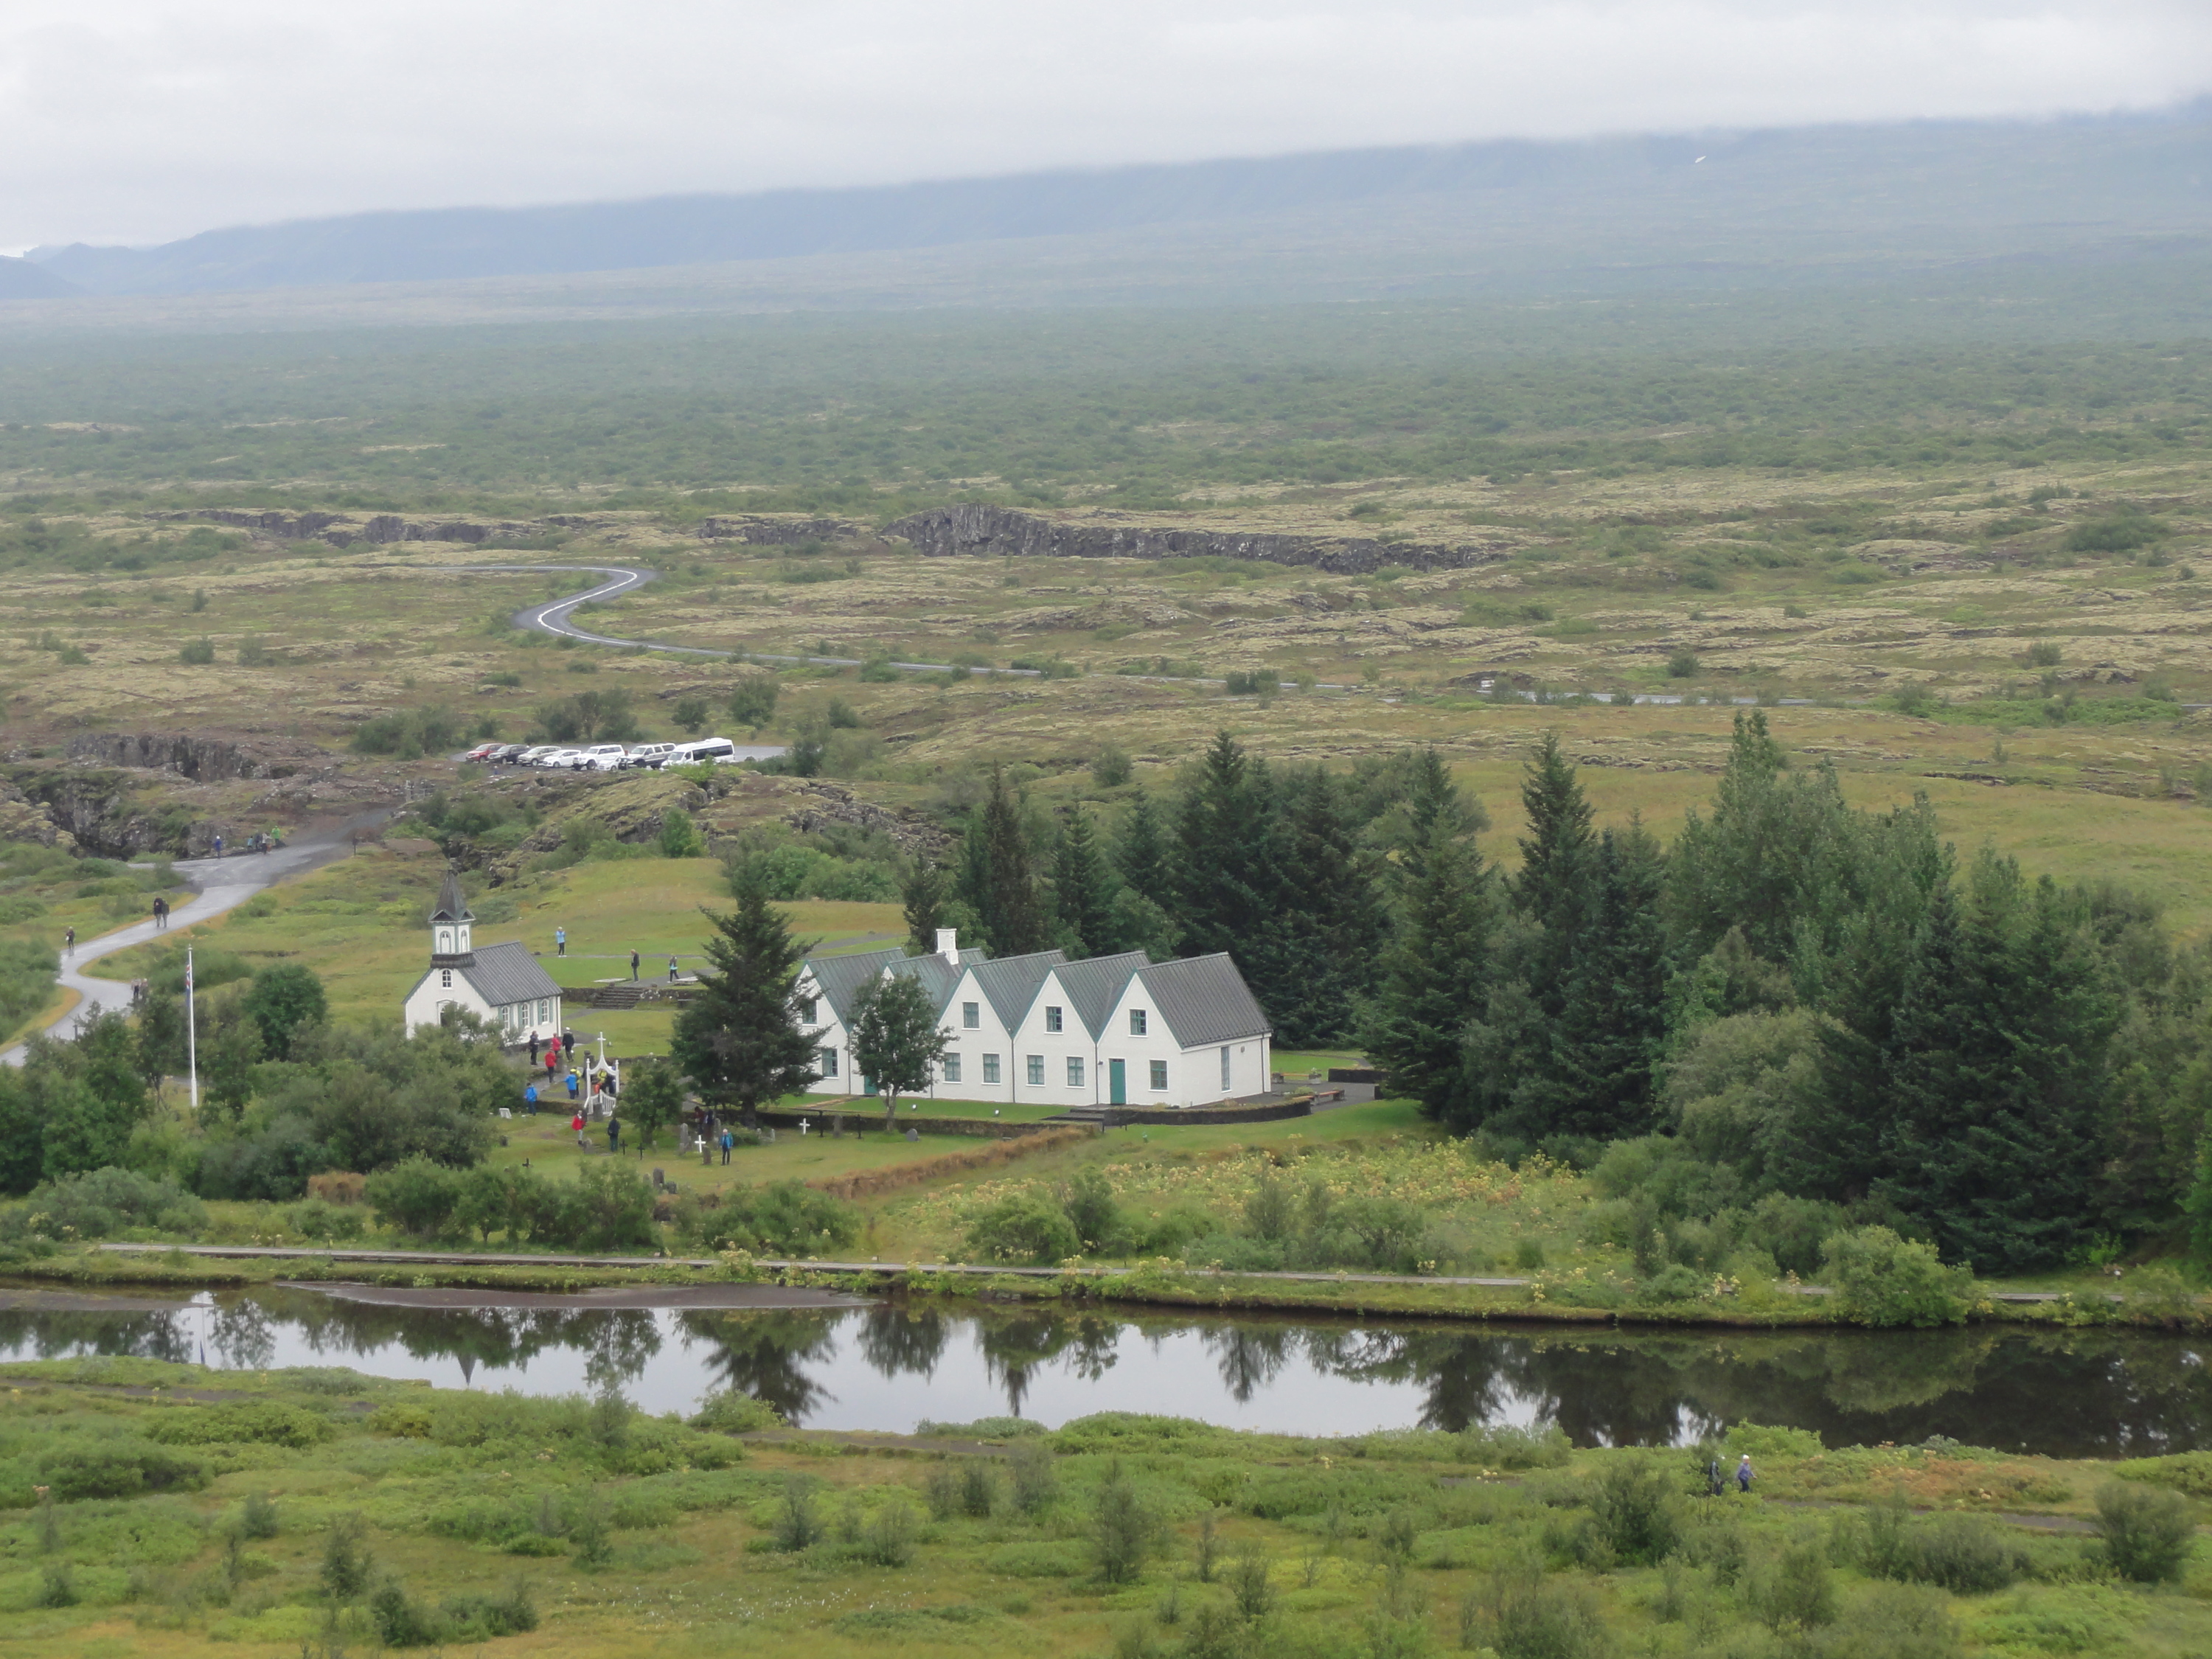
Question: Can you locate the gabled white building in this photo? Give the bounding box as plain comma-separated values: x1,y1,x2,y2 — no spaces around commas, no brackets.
793,928,1270,1108
401,869,564,1044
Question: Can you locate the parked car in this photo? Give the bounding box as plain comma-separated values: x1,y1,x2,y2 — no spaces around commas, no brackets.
577,744,629,771
462,742,501,761
535,748,580,768
622,743,676,770
491,743,530,762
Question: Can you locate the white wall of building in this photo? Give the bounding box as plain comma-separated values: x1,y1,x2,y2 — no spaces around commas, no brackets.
792,958,1270,1110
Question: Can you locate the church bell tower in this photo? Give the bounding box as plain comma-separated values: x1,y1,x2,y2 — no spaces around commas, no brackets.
428,867,474,965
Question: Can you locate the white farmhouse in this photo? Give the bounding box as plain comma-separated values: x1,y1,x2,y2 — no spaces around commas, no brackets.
401,869,564,1044
794,928,1270,1108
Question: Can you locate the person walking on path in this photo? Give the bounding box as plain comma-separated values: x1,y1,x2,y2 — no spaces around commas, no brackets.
606,1113,621,1155
720,1127,734,1166
151,896,169,931
563,1027,577,1057
545,1048,559,1084
566,1068,580,1102
524,1082,539,1114
667,955,679,983
212,833,223,858
62,926,74,961
554,926,566,957
1736,1455,1754,1495
630,949,639,981
572,1110,586,1148
528,1033,540,1065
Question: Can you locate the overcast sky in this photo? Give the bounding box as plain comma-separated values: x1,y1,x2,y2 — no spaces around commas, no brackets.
4,0,2209,251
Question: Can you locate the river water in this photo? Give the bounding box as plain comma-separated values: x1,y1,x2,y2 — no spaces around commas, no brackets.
1,1285,2202,1458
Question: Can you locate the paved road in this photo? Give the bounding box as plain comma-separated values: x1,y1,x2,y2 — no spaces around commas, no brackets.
3,813,389,1065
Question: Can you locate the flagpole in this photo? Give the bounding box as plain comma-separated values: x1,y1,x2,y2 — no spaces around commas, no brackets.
185,946,199,1116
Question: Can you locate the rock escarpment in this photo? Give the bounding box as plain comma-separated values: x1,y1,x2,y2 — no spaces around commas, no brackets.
695,516,866,546
883,504,1510,574
66,733,326,782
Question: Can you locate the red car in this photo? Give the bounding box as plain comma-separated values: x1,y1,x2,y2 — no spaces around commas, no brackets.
462,742,501,761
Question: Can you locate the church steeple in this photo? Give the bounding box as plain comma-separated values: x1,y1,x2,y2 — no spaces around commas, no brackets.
428,866,473,964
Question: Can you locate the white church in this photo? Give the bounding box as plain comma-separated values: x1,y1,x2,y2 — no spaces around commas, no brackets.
794,929,1272,1108
402,868,565,1044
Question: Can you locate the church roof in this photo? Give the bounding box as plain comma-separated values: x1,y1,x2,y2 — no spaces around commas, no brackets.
430,867,472,923
448,941,561,1006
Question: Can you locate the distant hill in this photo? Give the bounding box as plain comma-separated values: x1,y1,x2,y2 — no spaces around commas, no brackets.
22,106,2212,302
0,256,78,299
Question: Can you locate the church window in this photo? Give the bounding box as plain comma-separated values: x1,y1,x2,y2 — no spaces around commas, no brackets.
440,970,453,990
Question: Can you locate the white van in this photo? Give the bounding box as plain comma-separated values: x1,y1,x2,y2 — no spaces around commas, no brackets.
662,737,736,767
622,743,676,770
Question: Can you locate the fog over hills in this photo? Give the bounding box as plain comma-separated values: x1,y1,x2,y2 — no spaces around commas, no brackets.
22,105,2212,305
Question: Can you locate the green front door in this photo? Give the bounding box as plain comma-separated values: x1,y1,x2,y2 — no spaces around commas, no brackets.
1108,1059,1126,1106
862,1075,877,1096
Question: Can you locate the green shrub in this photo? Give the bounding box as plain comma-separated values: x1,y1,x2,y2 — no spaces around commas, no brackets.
690,1391,783,1435
773,1476,824,1551
680,1179,858,1255
1754,1537,1839,1632
967,1194,1082,1264
321,1514,375,1599
41,1438,210,1500
1093,1461,1152,1585
2112,1450,2212,1498
1467,1565,1607,1659
145,1402,334,1448
178,637,217,664
1820,1582,1959,1659
2,1167,206,1239
1820,1226,1974,1327
1458,1424,1573,1470
2093,1480,2194,1582
1584,1455,1680,1565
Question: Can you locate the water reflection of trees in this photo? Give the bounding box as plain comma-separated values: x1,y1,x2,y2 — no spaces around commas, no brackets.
245,1287,662,1391
12,1288,2210,1458
678,1310,845,1423
0,1310,195,1365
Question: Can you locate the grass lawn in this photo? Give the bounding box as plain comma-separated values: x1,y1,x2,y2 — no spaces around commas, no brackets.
96,848,902,1054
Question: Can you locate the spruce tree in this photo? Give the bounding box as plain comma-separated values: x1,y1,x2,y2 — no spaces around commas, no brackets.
1365,750,1495,1127
902,858,949,955
960,766,1051,956
1514,731,1595,987
1268,768,1385,1046
1538,821,1669,1141
672,883,819,1125
1877,855,2118,1273
1173,731,1282,960
1053,805,1123,959
1113,790,1173,905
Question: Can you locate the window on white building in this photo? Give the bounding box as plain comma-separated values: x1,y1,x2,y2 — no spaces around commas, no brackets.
1129,1009,1147,1035
1150,1060,1168,1091
1067,1057,1085,1087
538,998,549,1023
1045,1006,1063,1033
819,1048,839,1077
962,1001,980,1029
802,997,818,1024
440,969,453,989
942,1053,962,1083
1220,1046,1231,1091
1026,1055,1045,1087
983,1054,1001,1084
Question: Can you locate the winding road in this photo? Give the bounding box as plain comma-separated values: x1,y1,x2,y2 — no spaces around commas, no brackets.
2,815,389,1065
470,561,1840,704
474,562,1057,676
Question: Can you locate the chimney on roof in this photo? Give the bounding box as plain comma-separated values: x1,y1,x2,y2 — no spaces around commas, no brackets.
936,927,959,964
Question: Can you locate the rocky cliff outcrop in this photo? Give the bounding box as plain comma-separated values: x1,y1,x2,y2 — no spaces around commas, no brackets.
153,509,552,549
882,504,1511,574
695,515,866,546
66,732,330,782
0,781,75,852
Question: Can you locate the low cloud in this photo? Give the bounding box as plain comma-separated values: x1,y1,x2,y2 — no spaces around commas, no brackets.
4,0,2208,249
